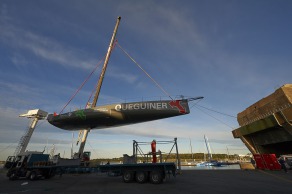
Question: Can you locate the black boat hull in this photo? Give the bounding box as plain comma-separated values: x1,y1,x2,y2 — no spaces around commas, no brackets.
47,99,190,130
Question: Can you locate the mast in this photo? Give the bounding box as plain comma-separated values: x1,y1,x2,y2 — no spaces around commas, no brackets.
92,16,121,107
77,16,121,157
204,135,212,161
189,138,193,160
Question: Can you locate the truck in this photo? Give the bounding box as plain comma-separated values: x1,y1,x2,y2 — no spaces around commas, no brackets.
5,151,177,183
6,151,59,180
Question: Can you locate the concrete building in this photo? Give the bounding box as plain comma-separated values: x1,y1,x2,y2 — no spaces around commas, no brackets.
232,84,292,156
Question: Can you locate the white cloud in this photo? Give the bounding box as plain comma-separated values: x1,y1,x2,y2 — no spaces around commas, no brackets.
0,21,142,87
91,118,232,140
0,81,43,97
118,1,205,49
0,24,96,70
107,66,138,84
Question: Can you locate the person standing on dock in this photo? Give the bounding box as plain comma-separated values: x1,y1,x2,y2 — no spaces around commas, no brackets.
250,157,256,168
279,157,288,173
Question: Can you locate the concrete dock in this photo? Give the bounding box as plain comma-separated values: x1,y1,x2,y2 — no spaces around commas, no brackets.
0,169,291,194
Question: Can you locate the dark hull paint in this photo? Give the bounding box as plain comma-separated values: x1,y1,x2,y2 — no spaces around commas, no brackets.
47,99,190,130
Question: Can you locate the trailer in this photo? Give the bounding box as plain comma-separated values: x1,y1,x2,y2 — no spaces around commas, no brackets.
99,162,176,184
98,138,180,184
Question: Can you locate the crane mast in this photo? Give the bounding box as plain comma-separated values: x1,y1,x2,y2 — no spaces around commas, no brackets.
14,109,48,156
77,16,121,158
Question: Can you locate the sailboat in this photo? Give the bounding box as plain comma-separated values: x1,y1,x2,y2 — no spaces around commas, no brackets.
196,135,223,167
47,99,191,130
47,16,202,131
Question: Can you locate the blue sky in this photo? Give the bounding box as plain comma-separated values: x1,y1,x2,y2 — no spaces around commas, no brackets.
0,0,291,160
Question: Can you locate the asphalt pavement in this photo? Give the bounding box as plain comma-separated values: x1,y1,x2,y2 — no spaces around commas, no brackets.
0,169,291,194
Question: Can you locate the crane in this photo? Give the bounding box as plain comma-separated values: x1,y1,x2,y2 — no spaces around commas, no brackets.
14,109,48,156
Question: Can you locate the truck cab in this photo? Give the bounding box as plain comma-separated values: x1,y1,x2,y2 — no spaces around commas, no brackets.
6,151,53,180
81,151,91,166
4,152,38,169
4,156,16,169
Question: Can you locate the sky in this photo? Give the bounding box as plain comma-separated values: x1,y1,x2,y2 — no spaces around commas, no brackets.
0,0,291,161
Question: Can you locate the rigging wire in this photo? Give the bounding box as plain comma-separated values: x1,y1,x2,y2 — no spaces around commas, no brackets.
59,56,106,114
0,143,16,154
35,119,47,128
116,42,173,100
0,118,48,155
87,141,99,158
191,105,235,130
84,69,103,108
191,104,236,118
85,40,119,107
189,97,204,106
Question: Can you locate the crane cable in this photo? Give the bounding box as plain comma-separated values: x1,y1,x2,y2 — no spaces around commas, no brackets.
116,42,173,100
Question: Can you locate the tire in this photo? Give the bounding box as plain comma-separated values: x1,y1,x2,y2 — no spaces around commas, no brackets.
49,169,56,178
9,171,17,181
122,171,134,183
26,171,31,179
29,171,37,181
135,171,148,183
149,171,163,184
44,173,50,179
44,169,55,179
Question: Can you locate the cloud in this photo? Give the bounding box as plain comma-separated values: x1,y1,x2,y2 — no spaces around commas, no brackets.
0,80,64,110
118,1,205,49
0,81,43,97
0,24,96,70
0,3,8,21
91,118,232,140
107,66,138,84
0,106,29,148
10,54,30,68
0,21,142,87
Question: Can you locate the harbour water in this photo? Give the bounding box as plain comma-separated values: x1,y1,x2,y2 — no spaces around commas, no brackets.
181,164,240,170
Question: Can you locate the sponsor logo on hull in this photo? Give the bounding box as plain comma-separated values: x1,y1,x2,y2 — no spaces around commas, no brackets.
115,102,168,111
169,100,187,114
114,100,187,114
